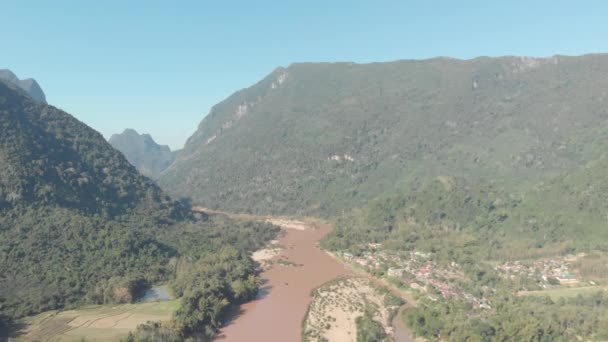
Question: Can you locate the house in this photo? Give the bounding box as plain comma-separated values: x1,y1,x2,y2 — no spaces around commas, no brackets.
557,276,580,286
418,265,431,276
354,257,369,266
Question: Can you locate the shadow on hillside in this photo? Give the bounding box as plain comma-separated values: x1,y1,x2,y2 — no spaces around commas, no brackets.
0,318,28,340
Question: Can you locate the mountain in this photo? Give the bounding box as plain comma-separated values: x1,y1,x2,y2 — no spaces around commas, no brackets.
0,81,181,217
160,54,608,217
157,55,608,340
0,77,278,342
0,77,187,318
0,69,46,103
109,129,177,178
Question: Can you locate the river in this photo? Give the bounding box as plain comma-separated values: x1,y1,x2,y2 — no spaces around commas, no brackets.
215,221,352,341
213,217,414,342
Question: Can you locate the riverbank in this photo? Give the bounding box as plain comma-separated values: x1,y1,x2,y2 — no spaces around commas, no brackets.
326,251,419,342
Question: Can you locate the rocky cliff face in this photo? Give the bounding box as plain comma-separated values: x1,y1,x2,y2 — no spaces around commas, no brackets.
0,69,46,103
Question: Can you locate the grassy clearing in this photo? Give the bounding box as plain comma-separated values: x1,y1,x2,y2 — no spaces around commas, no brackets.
519,286,606,300
19,300,179,341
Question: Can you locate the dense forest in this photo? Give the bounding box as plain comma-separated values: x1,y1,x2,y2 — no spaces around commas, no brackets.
162,54,608,220
321,171,608,261
405,289,608,341
0,80,279,340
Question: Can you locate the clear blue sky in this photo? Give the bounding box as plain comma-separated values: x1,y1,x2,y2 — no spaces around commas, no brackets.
2,0,607,149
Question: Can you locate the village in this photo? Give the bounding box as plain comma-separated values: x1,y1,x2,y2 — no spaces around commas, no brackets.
340,245,492,309
493,253,588,287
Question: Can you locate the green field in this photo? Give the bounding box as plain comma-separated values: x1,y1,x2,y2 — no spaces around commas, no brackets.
519,286,606,300
19,300,179,341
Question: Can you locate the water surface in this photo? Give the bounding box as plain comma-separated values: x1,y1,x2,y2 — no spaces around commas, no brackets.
215,222,352,341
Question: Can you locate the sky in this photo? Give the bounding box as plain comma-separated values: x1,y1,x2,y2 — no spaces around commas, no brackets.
2,0,607,149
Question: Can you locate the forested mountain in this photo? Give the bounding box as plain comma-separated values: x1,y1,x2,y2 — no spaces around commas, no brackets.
158,54,608,341
0,69,46,103
109,129,177,178
159,54,608,254
0,77,184,317
0,79,278,340
161,54,608,215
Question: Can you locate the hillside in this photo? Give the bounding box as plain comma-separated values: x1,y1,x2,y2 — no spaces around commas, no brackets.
157,53,608,341
0,78,189,317
0,69,46,103
0,79,278,341
160,54,608,218
109,129,177,178
0,82,181,218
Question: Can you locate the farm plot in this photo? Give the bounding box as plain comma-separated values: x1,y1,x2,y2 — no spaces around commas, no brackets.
22,300,179,341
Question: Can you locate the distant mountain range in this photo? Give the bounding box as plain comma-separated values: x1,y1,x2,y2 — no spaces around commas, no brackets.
0,69,46,103
109,129,178,178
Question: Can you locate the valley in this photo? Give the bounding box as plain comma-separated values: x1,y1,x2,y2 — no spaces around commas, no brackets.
4,45,608,342
5,3,608,341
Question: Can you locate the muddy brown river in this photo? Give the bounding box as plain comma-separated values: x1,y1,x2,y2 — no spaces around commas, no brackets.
213,218,414,342
215,221,351,341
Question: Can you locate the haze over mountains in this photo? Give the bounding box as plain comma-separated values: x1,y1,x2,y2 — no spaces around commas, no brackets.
109,129,178,178
0,69,46,103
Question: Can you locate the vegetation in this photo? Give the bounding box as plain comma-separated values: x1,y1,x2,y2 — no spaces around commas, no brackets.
356,307,387,342
405,291,608,341
127,247,265,341
0,80,279,340
9,53,608,339
162,55,608,220
157,55,608,339
321,171,608,262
